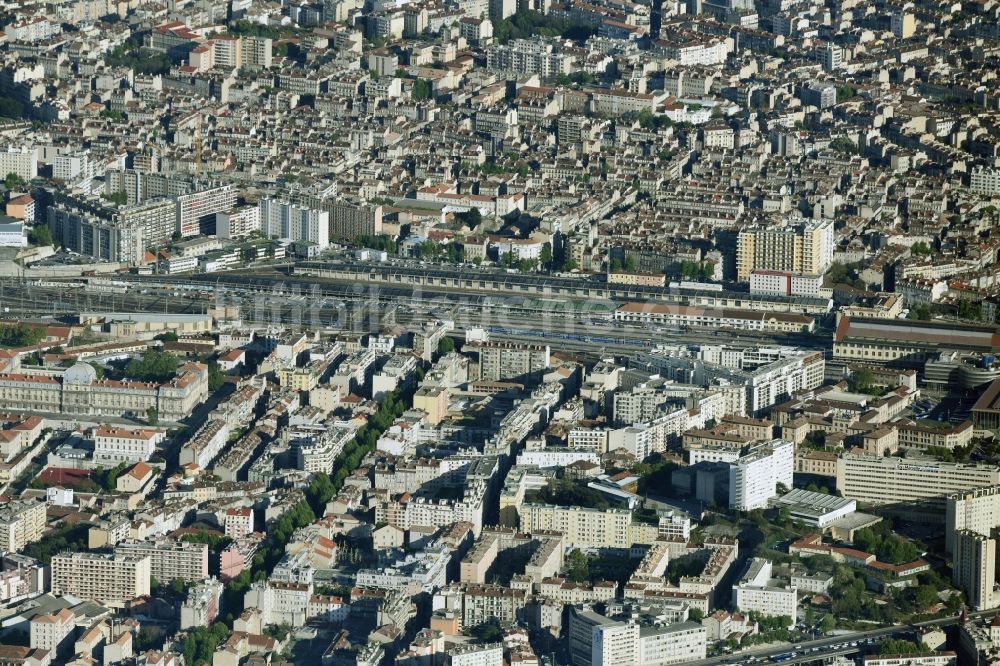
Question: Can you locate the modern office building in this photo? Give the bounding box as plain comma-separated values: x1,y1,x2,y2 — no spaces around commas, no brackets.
837,453,1000,512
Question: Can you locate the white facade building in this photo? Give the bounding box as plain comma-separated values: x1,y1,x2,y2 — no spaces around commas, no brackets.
729,440,794,510
259,198,330,248
732,558,797,624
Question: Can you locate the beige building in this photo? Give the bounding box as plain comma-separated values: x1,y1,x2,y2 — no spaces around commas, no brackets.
50,552,151,607
115,540,209,583
0,500,46,553
736,218,834,281
897,420,973,451
520,504,640,550
0,362,208,422
412,386,449,425
608,271,666,288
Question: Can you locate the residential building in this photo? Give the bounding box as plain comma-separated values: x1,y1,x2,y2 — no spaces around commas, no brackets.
93,426,164,463
953,530,996,611
50,552,152,607
732,558,797,623
729,440,794,511
176,185,238,237
259,198,330,248
115,540,209,582
0,500,46,553
474,341,550,381
736,218,834,281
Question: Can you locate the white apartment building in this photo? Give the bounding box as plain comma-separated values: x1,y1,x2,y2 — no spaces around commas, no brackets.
971,167,1000,196
446,643,504,666
516,448,602,469
180,578,224,629
93,426,164,464
637,622,707,665
750,270,825,297
0,146,38,180
50,552,151,607
953,530,996,611
947,485,1000,554
474,341,550,381
732,558,797,623
729,440,794,511
225,508,254,539
486,38,574,77
259,198,330,248
29,608,75,658
736,218,834,282
176,185,238,237
216,206,261,239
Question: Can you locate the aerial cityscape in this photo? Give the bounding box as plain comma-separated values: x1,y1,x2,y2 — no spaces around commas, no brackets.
0,0,997,664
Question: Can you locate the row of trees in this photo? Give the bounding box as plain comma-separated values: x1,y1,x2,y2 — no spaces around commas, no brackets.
852,525,920,564
124,349,179,382
0,323,44,348
494,10,597,44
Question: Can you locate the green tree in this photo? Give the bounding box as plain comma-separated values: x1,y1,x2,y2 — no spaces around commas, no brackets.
455,209,482,229
208,361,225,392
851,367,877,394
125,349,179,382
306,472,336,516
0,98,27,120
565,548,590,583
155,331,179,343
819,614,836,634
169,578,186,596
437,336,455,355
0,323,44,348
879,640,928,655
28,225,54,248
4,172,26,189
146,406,158,425
540,243,553,269
412,78,432,101
836,85,857,103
